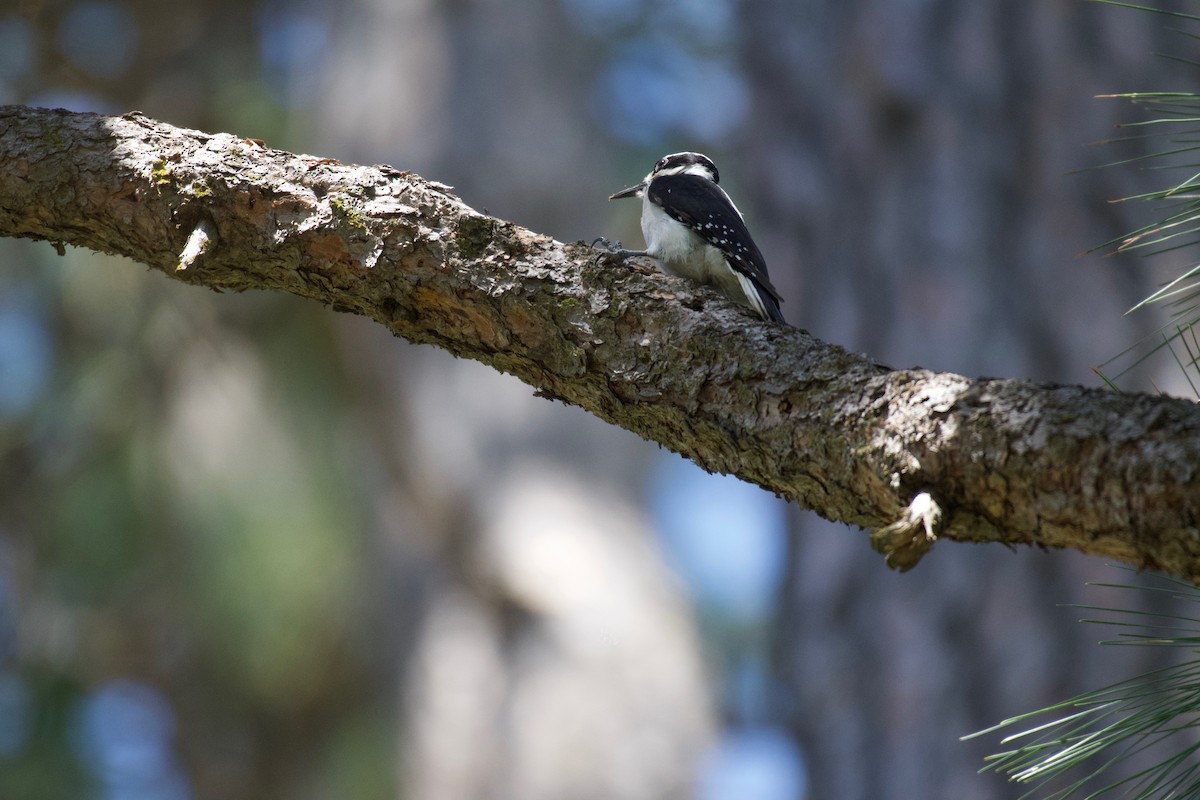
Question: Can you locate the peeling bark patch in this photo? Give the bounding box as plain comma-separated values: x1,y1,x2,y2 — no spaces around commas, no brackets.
304,232,355,269
410,286,509,351
501,298,585,378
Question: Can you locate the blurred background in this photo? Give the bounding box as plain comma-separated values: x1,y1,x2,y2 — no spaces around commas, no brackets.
0,1,1197,798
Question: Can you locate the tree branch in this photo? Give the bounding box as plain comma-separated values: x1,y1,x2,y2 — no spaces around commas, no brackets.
2,105,1198,577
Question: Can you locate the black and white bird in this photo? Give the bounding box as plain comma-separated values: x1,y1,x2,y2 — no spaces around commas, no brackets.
605,152,785,323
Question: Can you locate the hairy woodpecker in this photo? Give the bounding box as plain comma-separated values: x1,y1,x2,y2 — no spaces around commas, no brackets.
606,152,785,323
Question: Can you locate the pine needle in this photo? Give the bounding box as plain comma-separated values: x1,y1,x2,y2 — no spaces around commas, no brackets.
969,570,1200,799
1091,14,1200,389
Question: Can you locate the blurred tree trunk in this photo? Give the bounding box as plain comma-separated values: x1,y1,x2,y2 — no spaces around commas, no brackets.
739,2,1191,798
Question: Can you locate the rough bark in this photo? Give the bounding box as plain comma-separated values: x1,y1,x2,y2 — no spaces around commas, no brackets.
2,105,1198,577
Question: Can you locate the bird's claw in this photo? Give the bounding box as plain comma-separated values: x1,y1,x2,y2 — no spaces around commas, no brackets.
591,236,624,252
591,237,657,274
591,236,624,266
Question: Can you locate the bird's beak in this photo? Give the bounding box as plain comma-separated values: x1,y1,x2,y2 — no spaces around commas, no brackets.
608,181,645,200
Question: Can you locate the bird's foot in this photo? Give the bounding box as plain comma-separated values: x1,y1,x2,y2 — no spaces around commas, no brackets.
591,237,652,271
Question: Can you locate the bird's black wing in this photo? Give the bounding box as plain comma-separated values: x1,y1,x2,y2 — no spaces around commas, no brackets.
647,173,783,309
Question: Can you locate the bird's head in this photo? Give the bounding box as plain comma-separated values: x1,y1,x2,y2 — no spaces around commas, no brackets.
608,151,719,200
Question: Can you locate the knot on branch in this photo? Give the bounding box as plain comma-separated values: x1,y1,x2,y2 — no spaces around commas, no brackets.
177,217,218,271
870,491,945,572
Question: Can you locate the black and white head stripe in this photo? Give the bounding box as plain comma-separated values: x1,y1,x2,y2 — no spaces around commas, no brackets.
646,171,784,322
650,152,719,183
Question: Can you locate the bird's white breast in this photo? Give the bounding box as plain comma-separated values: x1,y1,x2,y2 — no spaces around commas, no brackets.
640,195,733,288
